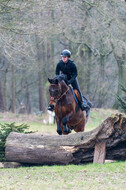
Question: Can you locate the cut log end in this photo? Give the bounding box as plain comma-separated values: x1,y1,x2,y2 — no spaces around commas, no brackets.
93,142,106,164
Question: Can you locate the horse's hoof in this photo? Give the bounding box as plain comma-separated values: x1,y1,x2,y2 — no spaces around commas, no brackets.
57,130,62,135
67,128,71,134
63,127,71,134
63,127,68,134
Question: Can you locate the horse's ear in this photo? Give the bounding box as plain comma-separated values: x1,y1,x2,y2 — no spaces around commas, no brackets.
48,78,53,83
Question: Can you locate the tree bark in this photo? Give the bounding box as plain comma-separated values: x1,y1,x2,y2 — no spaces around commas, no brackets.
25,79,31,114
35,35,46,113
11,64,16,113
3,68,9,111
0,76,4,112
111,42,126,109
98,55,105,107
5,114,126,165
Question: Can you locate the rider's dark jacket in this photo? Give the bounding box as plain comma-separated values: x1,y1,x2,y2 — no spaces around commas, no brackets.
55,59,77,84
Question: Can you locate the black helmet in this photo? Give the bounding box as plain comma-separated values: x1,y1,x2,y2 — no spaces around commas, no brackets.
61,49,71,58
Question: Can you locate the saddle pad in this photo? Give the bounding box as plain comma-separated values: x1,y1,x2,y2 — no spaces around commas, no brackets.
73,89,81,102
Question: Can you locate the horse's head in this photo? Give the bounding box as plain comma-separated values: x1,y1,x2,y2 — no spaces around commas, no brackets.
48,77,61,109
48,74,68,109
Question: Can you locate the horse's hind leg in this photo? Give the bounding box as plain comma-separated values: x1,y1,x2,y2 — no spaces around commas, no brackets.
74,115,86,133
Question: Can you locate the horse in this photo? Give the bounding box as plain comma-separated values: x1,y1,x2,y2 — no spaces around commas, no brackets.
48,74,87,135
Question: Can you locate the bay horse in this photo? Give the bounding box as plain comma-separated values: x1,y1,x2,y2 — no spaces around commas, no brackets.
48,74,87,135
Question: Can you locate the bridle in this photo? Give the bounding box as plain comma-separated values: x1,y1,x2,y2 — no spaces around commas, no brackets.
49,83,69,105
49,83,61,100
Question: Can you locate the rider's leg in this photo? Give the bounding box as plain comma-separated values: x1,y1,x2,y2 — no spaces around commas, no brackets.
71,79,90,111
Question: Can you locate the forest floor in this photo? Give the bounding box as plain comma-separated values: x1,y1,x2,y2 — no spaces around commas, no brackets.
0,108,126,190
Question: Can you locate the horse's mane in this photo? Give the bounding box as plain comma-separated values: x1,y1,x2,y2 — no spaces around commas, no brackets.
51,74,67,84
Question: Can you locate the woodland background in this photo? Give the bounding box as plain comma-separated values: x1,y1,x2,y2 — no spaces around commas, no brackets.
0,0,126,114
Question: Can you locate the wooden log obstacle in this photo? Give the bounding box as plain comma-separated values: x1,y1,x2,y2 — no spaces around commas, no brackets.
5,114,126,165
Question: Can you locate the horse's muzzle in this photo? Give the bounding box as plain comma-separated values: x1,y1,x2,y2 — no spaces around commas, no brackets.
48,104,54,111
49,99,56,106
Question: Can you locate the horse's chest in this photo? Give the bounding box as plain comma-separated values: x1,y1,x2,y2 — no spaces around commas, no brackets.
55,102,70,118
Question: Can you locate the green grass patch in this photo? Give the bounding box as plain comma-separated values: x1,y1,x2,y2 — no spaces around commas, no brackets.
0,162,126,190
0,109,125,189
86,109,113,131
0,115,3,119
0,109,116,134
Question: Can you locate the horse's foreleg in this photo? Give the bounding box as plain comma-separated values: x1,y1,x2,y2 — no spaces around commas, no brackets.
62,123,71,134
56,117,62,135
62,111,74,125
62,112,74,134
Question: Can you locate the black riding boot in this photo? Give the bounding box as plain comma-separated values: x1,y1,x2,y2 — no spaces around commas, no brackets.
80,99,90,111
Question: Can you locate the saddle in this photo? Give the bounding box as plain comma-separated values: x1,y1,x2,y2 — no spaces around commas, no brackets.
72,88,91,108
69,86,92,107
73,89,91,108
73,89,81,102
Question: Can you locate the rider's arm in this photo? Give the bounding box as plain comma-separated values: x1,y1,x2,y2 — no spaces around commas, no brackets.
55,62,61,75
68,63,77,84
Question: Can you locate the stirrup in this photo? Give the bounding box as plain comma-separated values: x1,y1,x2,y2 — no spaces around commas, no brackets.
80,103,90,111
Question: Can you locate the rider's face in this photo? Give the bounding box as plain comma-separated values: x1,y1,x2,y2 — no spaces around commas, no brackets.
62,56,69,63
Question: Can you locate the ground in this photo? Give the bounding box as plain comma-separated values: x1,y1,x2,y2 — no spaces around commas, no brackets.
0,108,120,134
0,163,126,190
0,108,126,190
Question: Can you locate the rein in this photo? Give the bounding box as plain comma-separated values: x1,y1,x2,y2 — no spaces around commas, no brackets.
50,83,69,105
57,87,69,102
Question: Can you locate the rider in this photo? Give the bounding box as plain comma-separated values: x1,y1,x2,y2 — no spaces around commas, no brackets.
48,49,90,112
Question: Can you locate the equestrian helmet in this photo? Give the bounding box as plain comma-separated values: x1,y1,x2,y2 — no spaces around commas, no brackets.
61,49,71,58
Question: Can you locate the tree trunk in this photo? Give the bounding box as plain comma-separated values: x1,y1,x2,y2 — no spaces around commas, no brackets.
3,69,8,111
111,42,126,109
35,35,46,112
25,79,31,114
0,76,4,112
38,70,45,112
5,114,126,165
11,64,16,113
98,55,105,107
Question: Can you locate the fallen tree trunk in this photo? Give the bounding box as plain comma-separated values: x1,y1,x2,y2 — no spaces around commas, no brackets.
5,114,126,165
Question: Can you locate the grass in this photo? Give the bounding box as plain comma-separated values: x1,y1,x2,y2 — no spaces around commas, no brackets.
26,108,119,133
0,108,125,190
0,108,117,134
0,162,126,190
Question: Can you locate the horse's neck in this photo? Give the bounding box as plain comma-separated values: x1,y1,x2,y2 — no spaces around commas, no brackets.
60,81,69,94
